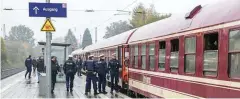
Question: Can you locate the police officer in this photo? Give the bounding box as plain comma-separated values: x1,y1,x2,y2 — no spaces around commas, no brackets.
83,55,98,96
108,53,121,94
96,54,108,94
63,55,77,92
76,57,83,76
51,56,60,94
25,55,32,79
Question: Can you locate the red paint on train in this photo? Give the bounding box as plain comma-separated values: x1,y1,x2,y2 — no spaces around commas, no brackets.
129,71,240,98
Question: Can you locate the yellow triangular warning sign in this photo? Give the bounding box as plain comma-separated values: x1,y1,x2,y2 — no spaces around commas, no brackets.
41,19,55,32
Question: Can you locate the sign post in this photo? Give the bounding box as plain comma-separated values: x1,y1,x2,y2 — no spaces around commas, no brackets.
29,1,66,98
46,0,51,98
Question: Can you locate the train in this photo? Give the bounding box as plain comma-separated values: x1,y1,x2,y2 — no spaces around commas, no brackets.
72,0,240,98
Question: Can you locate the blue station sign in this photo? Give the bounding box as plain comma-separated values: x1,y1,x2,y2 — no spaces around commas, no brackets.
29,2,67,18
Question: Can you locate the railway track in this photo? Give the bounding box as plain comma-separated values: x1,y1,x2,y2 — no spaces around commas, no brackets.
1,67,26,79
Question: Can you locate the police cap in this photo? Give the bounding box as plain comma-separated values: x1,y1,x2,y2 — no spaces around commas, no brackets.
112,53,116,56
99,54,104,57
68,55,73,58
88,55,94,58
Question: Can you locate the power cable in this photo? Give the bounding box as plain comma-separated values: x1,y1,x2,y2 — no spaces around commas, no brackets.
92,0,138,28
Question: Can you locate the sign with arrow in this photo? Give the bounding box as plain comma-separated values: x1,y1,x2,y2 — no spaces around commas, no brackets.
29,2,67,17
33,6,39,14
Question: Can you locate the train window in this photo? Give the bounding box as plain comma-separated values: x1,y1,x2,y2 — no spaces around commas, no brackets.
134,45,138,68
159,41,166,71
149,43,155,70
228,29,240,78
170,39,179,72
184,37,196,73
141,44,146,69
203,33,218,76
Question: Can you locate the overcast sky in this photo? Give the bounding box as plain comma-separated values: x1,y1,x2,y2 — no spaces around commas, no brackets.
0,0,221,44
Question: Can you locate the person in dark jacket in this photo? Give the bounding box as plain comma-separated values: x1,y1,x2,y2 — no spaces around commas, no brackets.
36,56,44,83
25,55,32,79
108,53,121,94
63,55,77,92
51,56,60,94
76,57,83,76
32,57,37,74
84,55,98,96
96,54,108,94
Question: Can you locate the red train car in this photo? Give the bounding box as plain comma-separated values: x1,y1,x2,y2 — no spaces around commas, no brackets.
72,0,240,98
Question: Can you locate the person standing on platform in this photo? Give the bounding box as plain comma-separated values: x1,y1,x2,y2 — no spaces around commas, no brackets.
96,54,108,94
108,53,121,94
83,55,98,96
76,57,83,76
36,56,44,83
51,56,60,94
25,55,32,79
32,57,37,74
63,55,77,92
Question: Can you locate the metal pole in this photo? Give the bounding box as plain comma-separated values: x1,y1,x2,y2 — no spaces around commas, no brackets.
80,34,82,47
66,46,68,58
3,24,6,39
46,32,52,98
46,0,52,98
44,46,46,69
64,47,66,61
95,27,97,43
1,0,3,38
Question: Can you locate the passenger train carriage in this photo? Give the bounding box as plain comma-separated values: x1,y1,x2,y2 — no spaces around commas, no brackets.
72,0,240,98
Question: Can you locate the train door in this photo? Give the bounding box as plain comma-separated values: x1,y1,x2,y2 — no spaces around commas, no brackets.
122,45,129,89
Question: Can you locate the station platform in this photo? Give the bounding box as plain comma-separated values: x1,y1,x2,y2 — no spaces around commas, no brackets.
1,71,130,98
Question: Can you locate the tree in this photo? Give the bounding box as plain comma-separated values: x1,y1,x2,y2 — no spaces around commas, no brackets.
130,3,146,28
82,28,92,48
130,3,171,28
8,25,35,46
104,20,133,39
64,29,78,54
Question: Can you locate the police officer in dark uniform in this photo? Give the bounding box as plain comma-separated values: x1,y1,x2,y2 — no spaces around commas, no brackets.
83,55,98,96
25,55,32,79
108,53,121,94
63,55,77,92
96,54,108,94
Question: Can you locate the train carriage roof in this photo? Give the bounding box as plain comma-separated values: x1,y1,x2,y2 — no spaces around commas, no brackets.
77,29,136,54
129,0,240,43
71,48,85,55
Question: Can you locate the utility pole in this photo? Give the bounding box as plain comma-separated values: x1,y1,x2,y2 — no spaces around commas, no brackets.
46,0,52,98
1,0,4,38
3,24,6,39
95,27,97,43
80,34,82,47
